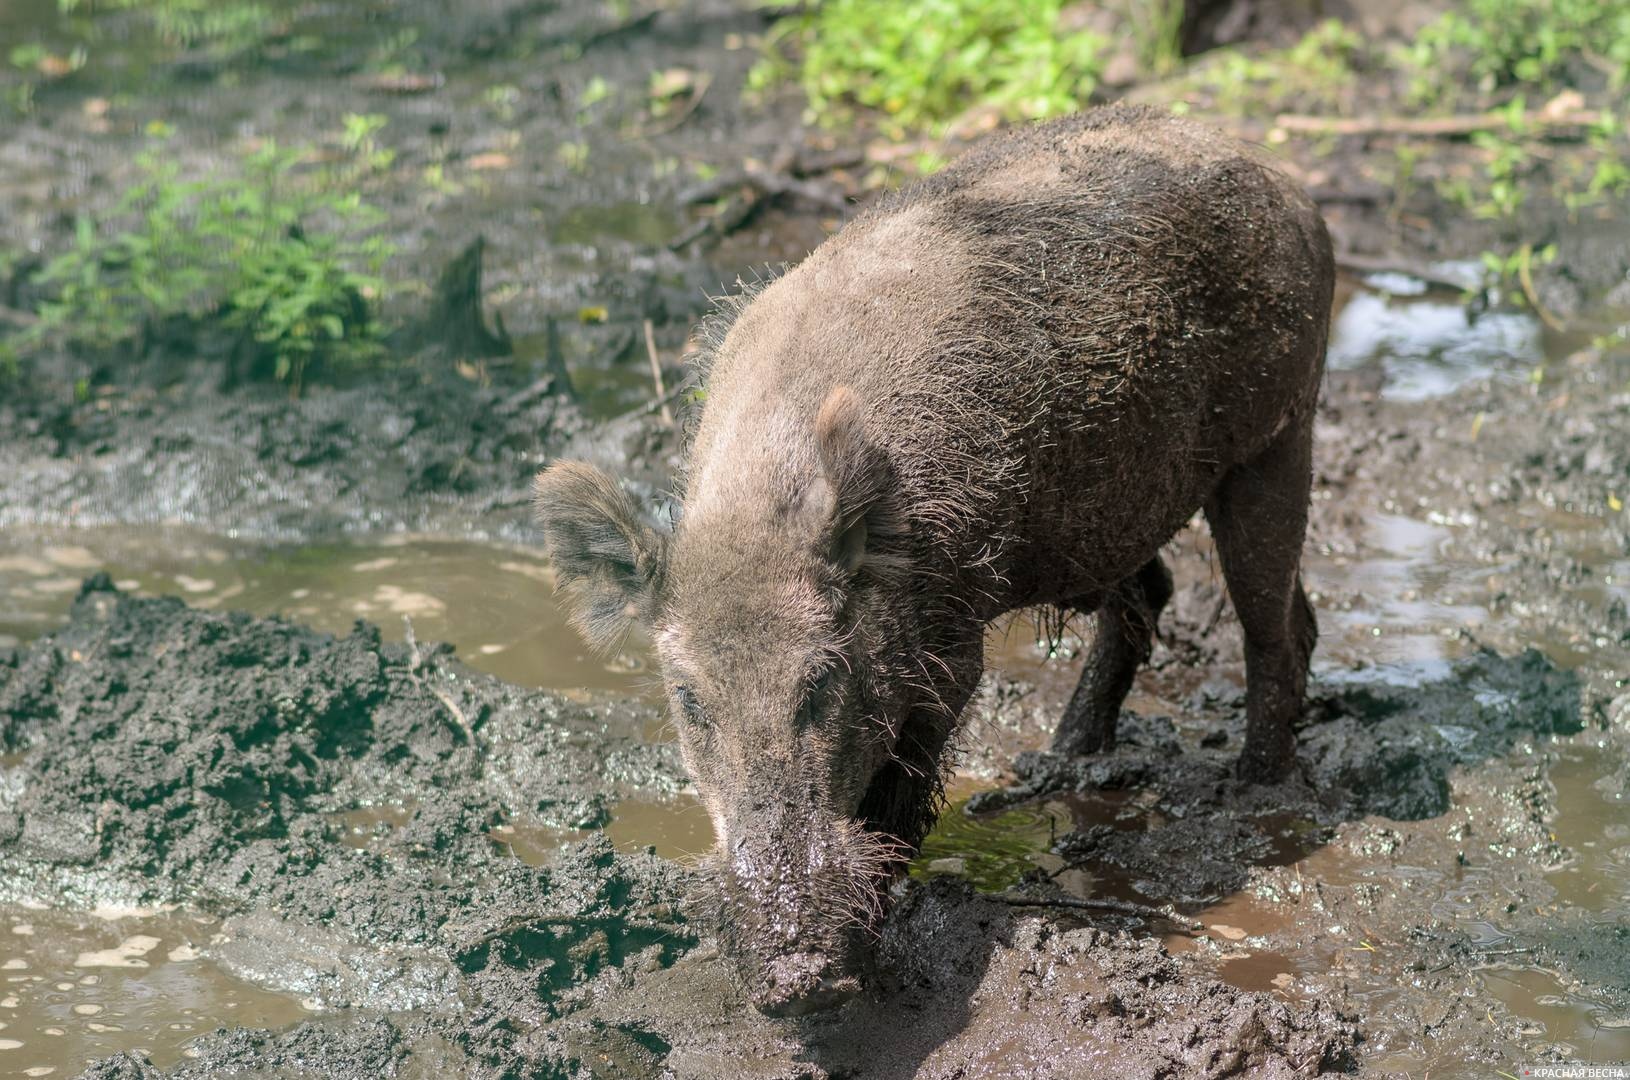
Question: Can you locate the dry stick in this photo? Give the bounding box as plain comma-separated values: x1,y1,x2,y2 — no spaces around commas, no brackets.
640,380,690,419
628,70,713,139
995,892,1203,932
667,188,760,250
1334,252,1475,294
643,318,675,429
1517,249,1568,333
1274,109,1605,139
402,616,476,748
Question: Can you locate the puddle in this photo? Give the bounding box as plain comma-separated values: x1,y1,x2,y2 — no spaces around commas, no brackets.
492,794,716,867
912,789,1147,894
1482,967,1630,1063
1545,749,1630,915
0,907,309,1074
1215,951,1300,994
334,804,416,851
604,793,716,864
1327,277,1544,400
0,529,655,697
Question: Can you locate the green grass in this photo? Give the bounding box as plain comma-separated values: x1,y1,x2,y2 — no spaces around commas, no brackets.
1181,19,1363,115
57,0,277,52
1405,0,1630,105
8,124,395,387
748,0,1107,135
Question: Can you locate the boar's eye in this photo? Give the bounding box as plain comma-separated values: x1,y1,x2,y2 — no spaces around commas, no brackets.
796,669,834,727
674,683,708,729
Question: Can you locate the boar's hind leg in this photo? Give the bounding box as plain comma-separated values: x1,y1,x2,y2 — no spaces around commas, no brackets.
1204,414,1319,783
1052,557,1173,757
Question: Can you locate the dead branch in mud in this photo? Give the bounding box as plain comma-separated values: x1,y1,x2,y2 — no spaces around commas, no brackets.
670,138,853,249
995,892,1203,931
628,70,713,138
1274,109,1606,139
643,318,676,429
1334,252,1475,294
402,616,478,749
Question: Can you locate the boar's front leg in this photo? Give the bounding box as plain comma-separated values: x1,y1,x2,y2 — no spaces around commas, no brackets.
857,631,984,853
1052,557,1173,757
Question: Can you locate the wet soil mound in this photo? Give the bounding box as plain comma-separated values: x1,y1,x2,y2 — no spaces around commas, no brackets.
0,579,692,1039
0,361,587,542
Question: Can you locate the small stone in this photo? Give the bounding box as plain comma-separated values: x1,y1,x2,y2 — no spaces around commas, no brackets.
926,857,967,875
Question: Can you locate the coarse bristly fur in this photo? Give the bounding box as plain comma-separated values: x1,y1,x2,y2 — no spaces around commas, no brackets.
532,104,1335,1016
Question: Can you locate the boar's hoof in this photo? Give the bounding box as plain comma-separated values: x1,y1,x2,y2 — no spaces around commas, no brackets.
1234,738,1298,785
754,952,860,1017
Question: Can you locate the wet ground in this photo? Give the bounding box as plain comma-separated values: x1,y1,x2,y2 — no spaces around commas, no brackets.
3,0,1630,1077
3,266,1628,1076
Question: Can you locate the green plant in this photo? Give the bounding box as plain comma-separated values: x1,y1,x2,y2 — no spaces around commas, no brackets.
1406,0,1630,104
58,0,276,51
1184,19,1361,115
1479,241,1557,313
14,134,394,386
1126,0,1184,78
1565,110,1630,211
749,0,1107,135
1468,128,1531,220
1388,143,1424,226
339,112,396,177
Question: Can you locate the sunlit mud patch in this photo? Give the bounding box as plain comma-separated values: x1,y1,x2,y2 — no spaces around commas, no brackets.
0,906,308,1075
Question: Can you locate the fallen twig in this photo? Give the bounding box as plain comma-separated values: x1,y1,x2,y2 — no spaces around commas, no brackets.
1335,252,1474,294
1274,109,1605,139
643,317,675,429
995,891,1202,931
1516,246,1568,333
402,616,477,748
628,70,713,139
668,189,761,250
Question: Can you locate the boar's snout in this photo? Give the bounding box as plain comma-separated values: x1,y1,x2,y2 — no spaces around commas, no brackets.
753,952,860,1017
713,814,897,1018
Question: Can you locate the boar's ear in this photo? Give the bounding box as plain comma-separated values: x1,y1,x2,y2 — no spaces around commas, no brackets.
533,461,666,653
813,385,888,576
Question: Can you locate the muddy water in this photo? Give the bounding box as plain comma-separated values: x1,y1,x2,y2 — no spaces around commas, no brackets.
0,907,310,1075
0,529,653,695
1326,270,1545,401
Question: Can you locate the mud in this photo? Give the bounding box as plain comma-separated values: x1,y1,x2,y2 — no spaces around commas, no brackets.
0,577,701,1074
2,0,1629,1076
6,336,1627,1076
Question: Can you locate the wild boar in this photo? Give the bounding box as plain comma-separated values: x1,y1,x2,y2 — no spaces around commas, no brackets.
533,104,1333,1017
